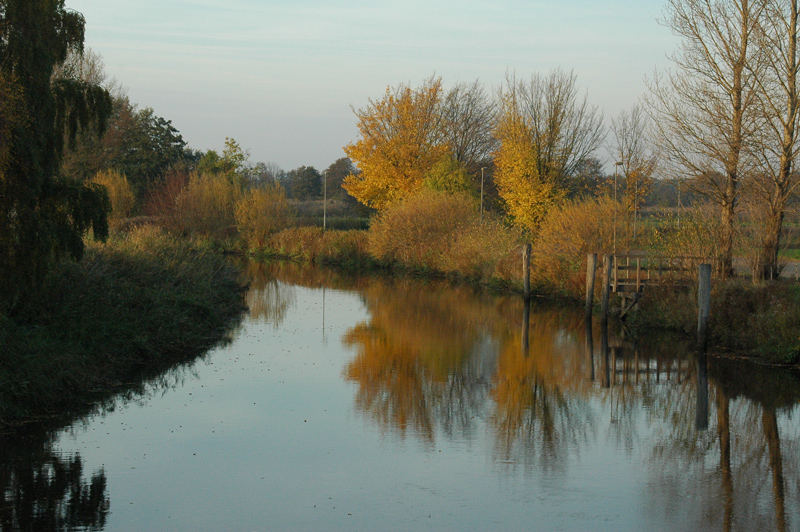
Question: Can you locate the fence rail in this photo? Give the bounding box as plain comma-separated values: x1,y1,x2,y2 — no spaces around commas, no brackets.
610,254,714,293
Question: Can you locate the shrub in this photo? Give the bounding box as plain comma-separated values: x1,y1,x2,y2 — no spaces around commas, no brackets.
91,169,135,225
267,227,370,266
235,184,291,249
532,196,626,297
367,190,521,280
368,191,475,268
144,167,190,228
647,203,726,271
173,172,241,237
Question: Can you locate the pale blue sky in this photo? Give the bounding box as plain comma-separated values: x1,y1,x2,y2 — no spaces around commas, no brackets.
68,0,676,170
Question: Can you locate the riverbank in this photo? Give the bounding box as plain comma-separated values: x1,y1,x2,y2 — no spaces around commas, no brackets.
250,226,800,366
0,226,246,432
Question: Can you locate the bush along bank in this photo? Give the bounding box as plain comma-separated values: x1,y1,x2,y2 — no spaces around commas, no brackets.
627,282,800,366
0,226,247,432
243,192,800,366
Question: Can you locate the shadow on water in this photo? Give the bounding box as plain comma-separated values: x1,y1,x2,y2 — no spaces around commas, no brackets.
0,440,109,531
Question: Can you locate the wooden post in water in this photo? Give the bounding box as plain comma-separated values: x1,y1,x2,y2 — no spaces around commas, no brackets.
585,253,597,320
600,254,613,324
697,263,711,349
522,243,532,300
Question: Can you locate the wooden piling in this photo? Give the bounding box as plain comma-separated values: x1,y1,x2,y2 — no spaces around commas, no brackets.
697,263,711,349
585,253,597,320
600,254,612,324
522,243,532,300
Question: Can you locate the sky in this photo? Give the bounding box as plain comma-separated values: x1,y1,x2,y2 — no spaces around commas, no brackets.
68,0,678,171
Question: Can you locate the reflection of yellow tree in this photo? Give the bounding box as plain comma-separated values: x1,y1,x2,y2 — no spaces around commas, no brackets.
243,261,297,326
491,317,593,466
343,280,497,444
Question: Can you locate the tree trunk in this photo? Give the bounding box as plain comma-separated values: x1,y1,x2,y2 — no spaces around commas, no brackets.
721,195,736,278
760,201,785,280
762,407,786,532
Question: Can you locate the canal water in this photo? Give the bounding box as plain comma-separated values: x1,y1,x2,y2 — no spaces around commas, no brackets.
2,261,799,531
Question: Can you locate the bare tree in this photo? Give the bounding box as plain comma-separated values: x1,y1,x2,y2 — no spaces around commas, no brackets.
502,70,605,187
748,0,800,279
440,80,497,173
649,0,768,276
610,105,658,238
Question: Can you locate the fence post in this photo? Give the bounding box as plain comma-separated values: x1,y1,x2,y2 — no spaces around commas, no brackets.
601,254,613,324
585,253,598,320
697,264,711,350
522,243,532,300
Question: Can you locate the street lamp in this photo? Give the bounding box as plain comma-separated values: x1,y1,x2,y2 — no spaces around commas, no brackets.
480,167,486,221
322,170,327,232
613,161,623,256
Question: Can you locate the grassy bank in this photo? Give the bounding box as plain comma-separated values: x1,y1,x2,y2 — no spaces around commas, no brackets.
0,226,246,431
629,281,800,365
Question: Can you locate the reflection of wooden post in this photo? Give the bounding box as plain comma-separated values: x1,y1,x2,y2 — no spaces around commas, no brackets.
601,317,610,388
585,316,595,381
697,264,711,349
521,301,530,356
601,254,613,324
522,243,532,300
695,353,708,431
585,253,597,321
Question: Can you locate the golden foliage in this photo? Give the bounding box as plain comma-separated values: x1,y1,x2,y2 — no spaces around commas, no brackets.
235,184,291,249
367,190,521,279
343,78,450,210
90,169,135,225
532,196,625,297
493,97,564,233
268,227,370,264
173,172,242,237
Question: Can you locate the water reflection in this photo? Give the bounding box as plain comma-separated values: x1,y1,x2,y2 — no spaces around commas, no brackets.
0,441,108,530
245,261,800,530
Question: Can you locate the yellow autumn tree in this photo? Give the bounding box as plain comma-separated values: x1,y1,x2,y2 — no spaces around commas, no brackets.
343,78,451,210
493,95,563,234
90,169,135,225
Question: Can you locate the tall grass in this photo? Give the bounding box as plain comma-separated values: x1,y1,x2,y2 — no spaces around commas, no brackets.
235,184,291,249
532,196,626,297
0,225,246,430
173,172,241,237
90,169,135,227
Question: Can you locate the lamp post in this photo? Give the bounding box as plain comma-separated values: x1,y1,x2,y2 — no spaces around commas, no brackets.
480,167,486,221
613,161,623,256
323,170,327,232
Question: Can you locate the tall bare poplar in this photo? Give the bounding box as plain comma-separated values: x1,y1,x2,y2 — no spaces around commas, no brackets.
441,80,497,174
610,105,658,236
502,70,605,187
650,0,767,276
749,0,800,279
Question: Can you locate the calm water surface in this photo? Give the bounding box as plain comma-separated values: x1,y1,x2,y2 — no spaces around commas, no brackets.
3,261,799,531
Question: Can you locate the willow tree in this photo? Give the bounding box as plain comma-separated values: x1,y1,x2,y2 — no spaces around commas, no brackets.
0,0,112,310
649,0,767,277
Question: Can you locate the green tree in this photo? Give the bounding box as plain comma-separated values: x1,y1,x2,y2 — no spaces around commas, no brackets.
323,157,356,200
60,96,188,198
0,0,113,311
284,165,322,199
